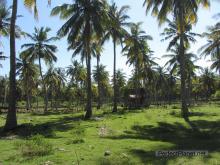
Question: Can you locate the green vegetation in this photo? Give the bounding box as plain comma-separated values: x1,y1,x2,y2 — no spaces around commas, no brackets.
0,104,220,164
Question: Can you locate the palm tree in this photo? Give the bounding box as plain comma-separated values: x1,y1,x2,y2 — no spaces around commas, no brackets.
199,68,216,100
4,0,18,131
114,69,127,103
20,27,58,112
44,66,66,110
200,23,220,74
90,39,104,109
51,0,109,119
66,60,87,89
123,22,153,107
163,45,200,105
16,57,39,110
103,2,130,112
4,0,52,131
144,0,210,120
93,64,110,107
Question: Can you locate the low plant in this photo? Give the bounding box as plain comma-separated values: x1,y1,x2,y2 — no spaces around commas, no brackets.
14,135,53,157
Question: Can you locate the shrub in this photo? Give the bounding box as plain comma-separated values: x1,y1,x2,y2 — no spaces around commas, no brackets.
15,135,53,157
214,90,220,99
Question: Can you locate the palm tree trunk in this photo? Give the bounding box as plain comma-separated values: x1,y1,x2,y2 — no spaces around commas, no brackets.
112,37,117,112
179,8,189,121
3,83,7,107
97,54,101,109
217,46,220,75
84,22,92,119
85,53,92,119
4,0,18,131
38,57,48,113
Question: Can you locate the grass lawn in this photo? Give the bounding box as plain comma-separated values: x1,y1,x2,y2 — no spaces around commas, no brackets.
0,103,220,165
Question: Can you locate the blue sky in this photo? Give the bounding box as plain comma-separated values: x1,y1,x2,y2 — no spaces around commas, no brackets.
0,0,219,78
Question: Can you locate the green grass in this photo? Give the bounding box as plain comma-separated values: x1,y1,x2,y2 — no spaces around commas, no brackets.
0,103,220,165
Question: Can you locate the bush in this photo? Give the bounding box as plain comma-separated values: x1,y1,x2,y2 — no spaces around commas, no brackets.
214,90,220,99
15,135,53,157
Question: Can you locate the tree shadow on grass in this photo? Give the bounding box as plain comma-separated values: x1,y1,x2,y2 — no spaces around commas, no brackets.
0,114,84,138
105,120,220,164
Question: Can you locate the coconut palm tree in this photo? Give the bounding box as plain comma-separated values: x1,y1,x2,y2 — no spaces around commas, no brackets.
144,0,210,120
93,64,110,107
44,66,66,110
16,57,39,110
159,17,200,119
4,0,52,131
20,27,58,112
66,60,87,88
114,69,127,101
123,22,153,107
90,37,104,109
200,23,220,74
199,68,216,100
51,0,109,119
103,2,130,112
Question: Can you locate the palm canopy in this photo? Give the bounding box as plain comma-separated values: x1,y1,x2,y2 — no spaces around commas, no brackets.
23,0,51,19
103,2,130,44
123,22,153,68
70,35,104,64
163,44,200,76
0,4,23,39
93,64,109,86
51,0,109,50
143,0,210,25
200,23,220,73
20,27,58,64
44,66,66,89
161,19,201,51
66,60,86,86
200,23,220,58
16,57,39,83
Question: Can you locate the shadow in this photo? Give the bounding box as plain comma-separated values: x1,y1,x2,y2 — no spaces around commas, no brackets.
105,120,220,164
170,111,218,118
0,114,84,138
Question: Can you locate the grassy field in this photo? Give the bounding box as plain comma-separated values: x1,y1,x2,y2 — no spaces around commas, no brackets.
0,103,220,165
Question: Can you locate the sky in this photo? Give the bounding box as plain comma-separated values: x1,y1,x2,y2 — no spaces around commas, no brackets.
0,0,220,78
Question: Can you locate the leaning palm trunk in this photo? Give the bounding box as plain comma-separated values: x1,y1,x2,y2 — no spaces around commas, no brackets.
38,57,48,113
179,9,189,120
4,0,18,131
112,37,117,112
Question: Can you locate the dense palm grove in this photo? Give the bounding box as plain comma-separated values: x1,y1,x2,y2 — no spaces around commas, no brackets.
0,0,220,131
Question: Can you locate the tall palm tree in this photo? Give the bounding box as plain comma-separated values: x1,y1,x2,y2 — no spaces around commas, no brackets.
4,0,51,131
20,27,58,112
144,0,210,120
51,0,109,119
16,57,39,110
200,23,220,74
91,39,104,109
123,22,153,107
104,2,130,112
